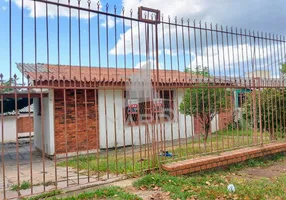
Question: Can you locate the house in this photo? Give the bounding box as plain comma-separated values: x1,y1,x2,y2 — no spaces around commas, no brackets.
16,63,233,157
231,70,284,121
0,104,34,143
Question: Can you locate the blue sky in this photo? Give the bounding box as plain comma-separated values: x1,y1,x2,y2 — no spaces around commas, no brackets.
0,0,127,82
0,0,286,83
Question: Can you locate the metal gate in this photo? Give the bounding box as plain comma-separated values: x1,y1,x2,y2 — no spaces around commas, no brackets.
0,0,286,199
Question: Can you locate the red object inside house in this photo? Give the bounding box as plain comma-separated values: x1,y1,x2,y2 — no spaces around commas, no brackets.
127,104,138,114
153,102,163,113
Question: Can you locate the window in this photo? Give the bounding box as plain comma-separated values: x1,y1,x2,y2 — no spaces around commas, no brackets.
237,92,245,108
124,90,174,125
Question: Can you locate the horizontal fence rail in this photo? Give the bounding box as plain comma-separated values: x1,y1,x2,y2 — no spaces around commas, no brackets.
0,0,286,199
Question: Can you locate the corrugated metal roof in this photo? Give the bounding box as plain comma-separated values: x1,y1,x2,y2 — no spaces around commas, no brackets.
19,104,34,113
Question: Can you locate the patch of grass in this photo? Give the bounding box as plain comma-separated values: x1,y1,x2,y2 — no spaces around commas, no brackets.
21,190,62,200
58,154,153,175
57,129,276,175
134,166,286,200
49,186,141,200
229,152,286,171
11,181,31,191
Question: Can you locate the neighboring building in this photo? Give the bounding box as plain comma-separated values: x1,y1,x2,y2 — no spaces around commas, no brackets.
0,104,34,143
17,63,233,157
232,70,284,122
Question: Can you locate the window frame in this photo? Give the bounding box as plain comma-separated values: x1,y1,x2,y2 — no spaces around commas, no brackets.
124,90,174,126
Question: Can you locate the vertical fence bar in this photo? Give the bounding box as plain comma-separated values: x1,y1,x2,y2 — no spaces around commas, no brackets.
9,0,12,84
244,30,250,146
84,84,90,182
1,93,6,200
175,17,182,158
155,12,161,172
88,1,92,88
14,77,20,197
68,0,71,86
193,20,201,152
279,36,286,140
205,23,212,152
74,85,80,184
276,35,282,140
52,80,58,189
226,26,231,149
182,18,188,158
104,87,109,178
187,19,195,154
130,9,135,175
210,24,219,151
161,15,167,157
261,33,267,142
94,85,100,181
122,7,127,175
137,13,143,172
63,83,69,186
269,34,275,141
40,82,46,191
199,21,207,152
272,34,279,141
257,34,263,146
27,85,33,194
114,5,119,176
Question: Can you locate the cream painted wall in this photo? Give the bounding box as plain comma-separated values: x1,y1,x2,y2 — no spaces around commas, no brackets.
33,90,55,155
98,89,196,149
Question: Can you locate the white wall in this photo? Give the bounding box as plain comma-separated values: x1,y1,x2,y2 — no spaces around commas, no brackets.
33,90,55,155
98,89,195,149
0,116,17,143
211,114,219,132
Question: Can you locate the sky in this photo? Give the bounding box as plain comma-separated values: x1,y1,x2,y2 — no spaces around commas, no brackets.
0,0,285,84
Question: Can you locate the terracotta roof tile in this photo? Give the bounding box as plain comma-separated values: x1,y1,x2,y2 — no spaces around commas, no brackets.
16,63,212,84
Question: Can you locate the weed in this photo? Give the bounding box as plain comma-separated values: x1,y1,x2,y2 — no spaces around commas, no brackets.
134,171,286,200
134,153,286,200
11,181,31,191
48,186,141,200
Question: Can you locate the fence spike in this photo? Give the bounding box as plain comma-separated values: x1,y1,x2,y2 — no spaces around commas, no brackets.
106,3,109,11
97,1,100,10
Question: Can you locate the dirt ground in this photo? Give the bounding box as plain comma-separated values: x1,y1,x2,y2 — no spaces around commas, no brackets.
125,159,286,200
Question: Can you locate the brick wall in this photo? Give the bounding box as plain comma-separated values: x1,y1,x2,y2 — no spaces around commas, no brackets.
54,89,99,154
17,116,34,133
162,142,286,176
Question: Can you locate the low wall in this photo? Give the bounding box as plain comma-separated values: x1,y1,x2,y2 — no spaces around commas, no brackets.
162,142,286,176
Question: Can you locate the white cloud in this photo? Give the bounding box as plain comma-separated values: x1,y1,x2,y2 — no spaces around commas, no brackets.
100,16,115,28
112,0,286,51
12,0,102,19
110,0,286,78
134,60,163,70
189,43,284,77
